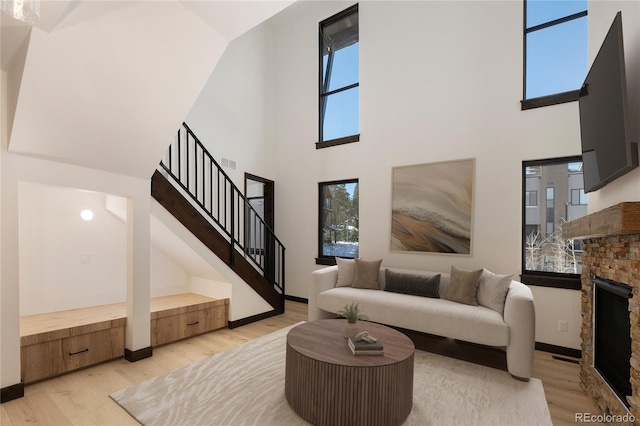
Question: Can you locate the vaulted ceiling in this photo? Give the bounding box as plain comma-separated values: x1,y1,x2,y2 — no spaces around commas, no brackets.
1,1,294,178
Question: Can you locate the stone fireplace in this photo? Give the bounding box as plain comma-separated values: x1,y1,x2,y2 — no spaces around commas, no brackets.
564,202,640,424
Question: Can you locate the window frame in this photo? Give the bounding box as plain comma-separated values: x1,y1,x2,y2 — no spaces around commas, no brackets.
521,1,587,110
317,4,360,149
316,178,359,265
521,156,583,290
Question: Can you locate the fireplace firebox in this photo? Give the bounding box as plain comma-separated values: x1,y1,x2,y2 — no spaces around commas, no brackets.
594,276,633,408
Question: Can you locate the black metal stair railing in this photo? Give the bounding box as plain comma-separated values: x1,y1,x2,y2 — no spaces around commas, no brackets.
159,122,285,298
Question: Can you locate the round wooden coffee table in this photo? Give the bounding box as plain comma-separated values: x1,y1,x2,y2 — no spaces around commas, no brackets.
285,319,414,426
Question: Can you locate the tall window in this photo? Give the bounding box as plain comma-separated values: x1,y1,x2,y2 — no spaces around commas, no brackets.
522,157,588,288
523,0,588,109
318,179,359,264
318,4,359,148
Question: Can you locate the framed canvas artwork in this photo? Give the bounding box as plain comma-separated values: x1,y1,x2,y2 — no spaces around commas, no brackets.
391,158,475,255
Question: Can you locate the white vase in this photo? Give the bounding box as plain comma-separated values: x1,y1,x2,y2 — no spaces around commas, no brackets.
343,321,359,340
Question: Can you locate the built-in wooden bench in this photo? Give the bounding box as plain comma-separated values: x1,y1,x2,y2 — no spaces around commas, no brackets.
150,294,229,347
20,293,229,384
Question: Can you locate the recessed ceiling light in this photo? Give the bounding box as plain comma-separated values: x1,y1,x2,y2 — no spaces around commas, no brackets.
80,209,94,221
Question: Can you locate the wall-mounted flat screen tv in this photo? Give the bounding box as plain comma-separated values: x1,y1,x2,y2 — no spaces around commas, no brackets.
579,11,638,193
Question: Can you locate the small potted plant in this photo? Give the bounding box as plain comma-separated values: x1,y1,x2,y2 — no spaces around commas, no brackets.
337,302,369,339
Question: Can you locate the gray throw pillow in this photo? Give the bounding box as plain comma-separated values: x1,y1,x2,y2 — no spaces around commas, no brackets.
446,266,483,306
351,259,383,290
335,257,357,287
477,269,513,314
384,269,440,298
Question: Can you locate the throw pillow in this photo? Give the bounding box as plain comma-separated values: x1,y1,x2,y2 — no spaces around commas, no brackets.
384,269,440,298
477,269,513,314
335,257,357,287
351,259,383,290
446,266,483,306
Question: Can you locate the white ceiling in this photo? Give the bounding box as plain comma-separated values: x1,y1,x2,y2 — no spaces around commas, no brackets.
1,1,294,178
1,0,73,70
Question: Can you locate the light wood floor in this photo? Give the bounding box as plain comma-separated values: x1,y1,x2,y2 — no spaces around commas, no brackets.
2,300,603,425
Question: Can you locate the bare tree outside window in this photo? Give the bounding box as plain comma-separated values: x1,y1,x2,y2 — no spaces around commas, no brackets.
523,159,587,275
318,180,359,260
525,221,579,274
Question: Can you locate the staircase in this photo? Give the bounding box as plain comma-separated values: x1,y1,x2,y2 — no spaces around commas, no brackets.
152,123,285,314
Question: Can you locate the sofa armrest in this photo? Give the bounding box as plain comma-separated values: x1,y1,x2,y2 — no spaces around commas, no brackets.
309,266,339,321
503,281,536,380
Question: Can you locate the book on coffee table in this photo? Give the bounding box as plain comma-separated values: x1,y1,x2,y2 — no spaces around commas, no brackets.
348,337,384,356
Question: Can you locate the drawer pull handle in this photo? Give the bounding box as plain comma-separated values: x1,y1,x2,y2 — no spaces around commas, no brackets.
187,321,200,326
69,348,89,356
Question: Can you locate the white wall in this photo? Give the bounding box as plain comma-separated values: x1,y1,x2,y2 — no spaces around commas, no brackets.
17,183,195,316
267,0,587,348
18,183,127,315
186,22,277,186
150,246,190,298
585,1,640,212
530,286,582,348
9,1,229,179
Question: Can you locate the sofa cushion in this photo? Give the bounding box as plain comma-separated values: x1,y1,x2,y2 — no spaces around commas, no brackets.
384,269,440,298
477,269,513,314
380,268,451,295
335,258,357,287
446,266,483,306
351,259,383,289
317,287,509,347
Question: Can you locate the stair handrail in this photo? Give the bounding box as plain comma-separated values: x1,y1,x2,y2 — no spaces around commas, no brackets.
159,123,285,299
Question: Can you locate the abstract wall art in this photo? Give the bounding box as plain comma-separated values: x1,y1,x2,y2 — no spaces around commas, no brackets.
391,158,475,255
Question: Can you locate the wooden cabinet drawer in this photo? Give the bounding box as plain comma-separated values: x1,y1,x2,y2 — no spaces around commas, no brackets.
62,327,125,371
205,305,227,331
153,310,206,346
184,310,208,337
21,327,125,384
151,301,228,347
21,340,64,384
153,314,182,347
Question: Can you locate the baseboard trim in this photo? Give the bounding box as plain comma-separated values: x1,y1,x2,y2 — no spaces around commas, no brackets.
285,295,308,304
535,342,581,359
1,382,24,403
125,346,153,362
228,309,282,329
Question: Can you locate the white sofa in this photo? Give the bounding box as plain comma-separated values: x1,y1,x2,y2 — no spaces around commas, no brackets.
309,265,536,380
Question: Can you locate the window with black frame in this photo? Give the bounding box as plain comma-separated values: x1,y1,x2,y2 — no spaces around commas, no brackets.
317,179,359,264
318,4,359,148
522,0,588,110
522,158,587,288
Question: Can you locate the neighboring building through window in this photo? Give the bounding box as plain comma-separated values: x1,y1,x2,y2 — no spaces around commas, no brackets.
523,157,588,286
525,190,537,206
318,179,359,263
545,187,555,236
318,4,359,148
571,188,587,205
523,0,588,109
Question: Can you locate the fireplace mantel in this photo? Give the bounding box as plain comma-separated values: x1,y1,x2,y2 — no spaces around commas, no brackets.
563,202,640,240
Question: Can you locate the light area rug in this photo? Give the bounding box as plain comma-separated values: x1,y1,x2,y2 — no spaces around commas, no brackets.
110,323,552,426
